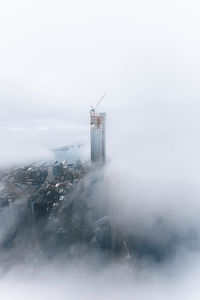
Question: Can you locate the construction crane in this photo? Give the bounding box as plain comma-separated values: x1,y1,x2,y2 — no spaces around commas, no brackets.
91,92,107,112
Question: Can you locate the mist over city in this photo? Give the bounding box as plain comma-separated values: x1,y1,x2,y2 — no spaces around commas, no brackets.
1,0,200,299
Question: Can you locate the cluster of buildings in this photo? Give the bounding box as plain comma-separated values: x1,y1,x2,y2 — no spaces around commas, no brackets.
0,154,113,263
0,106,133,269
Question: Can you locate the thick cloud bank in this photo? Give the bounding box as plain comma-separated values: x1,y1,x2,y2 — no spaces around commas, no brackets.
1,0,200,298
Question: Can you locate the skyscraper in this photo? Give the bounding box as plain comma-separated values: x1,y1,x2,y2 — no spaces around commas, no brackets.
90,108,106,165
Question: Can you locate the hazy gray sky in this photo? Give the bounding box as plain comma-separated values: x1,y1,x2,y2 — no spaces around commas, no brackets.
0,0,200,166
1,1,200,298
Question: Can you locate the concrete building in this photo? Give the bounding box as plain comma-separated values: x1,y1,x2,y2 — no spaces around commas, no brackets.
90,108,106,165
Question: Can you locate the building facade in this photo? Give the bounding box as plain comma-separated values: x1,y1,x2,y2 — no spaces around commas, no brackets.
90,109,106,165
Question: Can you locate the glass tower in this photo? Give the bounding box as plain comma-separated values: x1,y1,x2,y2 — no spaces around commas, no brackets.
90,109,106,165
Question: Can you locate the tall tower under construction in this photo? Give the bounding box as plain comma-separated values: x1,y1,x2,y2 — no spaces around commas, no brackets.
90,108,106,165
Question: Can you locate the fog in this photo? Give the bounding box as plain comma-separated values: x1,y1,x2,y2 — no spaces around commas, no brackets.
1,255,200,300
1,0,200,163
1,0,200,298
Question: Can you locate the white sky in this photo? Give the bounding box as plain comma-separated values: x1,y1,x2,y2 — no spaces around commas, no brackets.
1,2,200,297
0,0,200,164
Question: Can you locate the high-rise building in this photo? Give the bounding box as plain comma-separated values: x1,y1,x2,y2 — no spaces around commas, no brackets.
90,108,106,165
